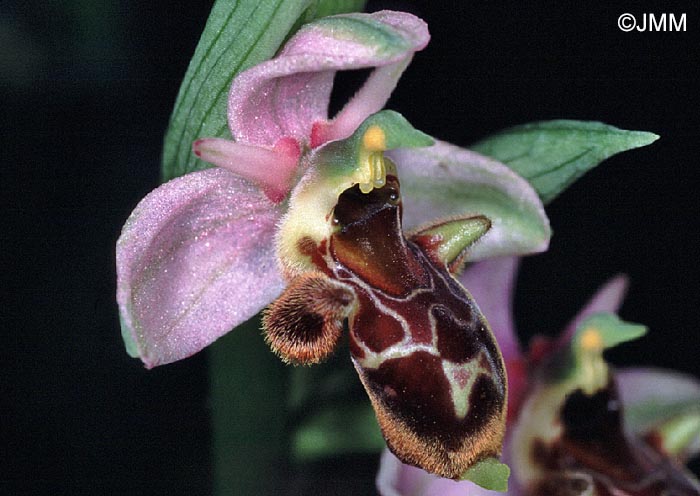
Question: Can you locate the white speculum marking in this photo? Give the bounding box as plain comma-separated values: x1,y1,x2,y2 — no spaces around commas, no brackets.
332,253,440,370
442,352,493,419
340,247,494,420
320,220,497,419
429,266,497,419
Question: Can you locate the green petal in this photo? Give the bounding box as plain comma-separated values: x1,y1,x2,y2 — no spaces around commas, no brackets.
161,0,366,182
410,216,491,271
471,120,659,204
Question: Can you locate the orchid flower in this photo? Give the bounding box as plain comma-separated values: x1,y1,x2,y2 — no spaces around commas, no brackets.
117,10,552,482
117,11,549,372
377,257,700,495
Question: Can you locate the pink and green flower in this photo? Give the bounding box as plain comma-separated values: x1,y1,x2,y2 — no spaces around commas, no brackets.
117,11,549,370
116,7,694,493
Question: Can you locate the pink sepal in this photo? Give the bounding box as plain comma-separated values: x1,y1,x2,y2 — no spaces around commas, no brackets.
377,446,514,496
460,257,529,419
391,141,550,261
460,257,520,363
116,168,285,368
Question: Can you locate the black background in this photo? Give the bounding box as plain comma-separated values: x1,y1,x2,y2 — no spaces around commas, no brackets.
3,1,699,494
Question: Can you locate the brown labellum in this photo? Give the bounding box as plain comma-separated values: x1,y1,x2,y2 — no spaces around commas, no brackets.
263,171,507,479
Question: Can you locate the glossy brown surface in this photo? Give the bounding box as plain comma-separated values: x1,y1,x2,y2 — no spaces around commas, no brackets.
331,176,427,296
318,176,507,478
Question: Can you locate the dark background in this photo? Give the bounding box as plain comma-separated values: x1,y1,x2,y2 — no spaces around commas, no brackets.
3,0,699,494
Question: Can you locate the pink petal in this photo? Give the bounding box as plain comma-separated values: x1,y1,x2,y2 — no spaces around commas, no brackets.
391,141,550,261
559,274,629,346
116,168,285,368
318,54,413,145
192,137,300,203
460,257,520,363
228,11,429,148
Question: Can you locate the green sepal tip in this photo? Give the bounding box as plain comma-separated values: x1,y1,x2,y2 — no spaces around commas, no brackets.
459,457,510,492
119,313,139,358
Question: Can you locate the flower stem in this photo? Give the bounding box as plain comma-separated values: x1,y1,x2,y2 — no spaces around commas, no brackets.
209,317,289,495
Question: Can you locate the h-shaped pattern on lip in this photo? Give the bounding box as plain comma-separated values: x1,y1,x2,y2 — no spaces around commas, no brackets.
263,169,507,480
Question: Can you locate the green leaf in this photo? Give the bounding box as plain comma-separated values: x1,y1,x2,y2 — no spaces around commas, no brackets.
459,457,510,492
292,403,384,460
471,120,659,204
311,0,367,18
161,0,367,182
